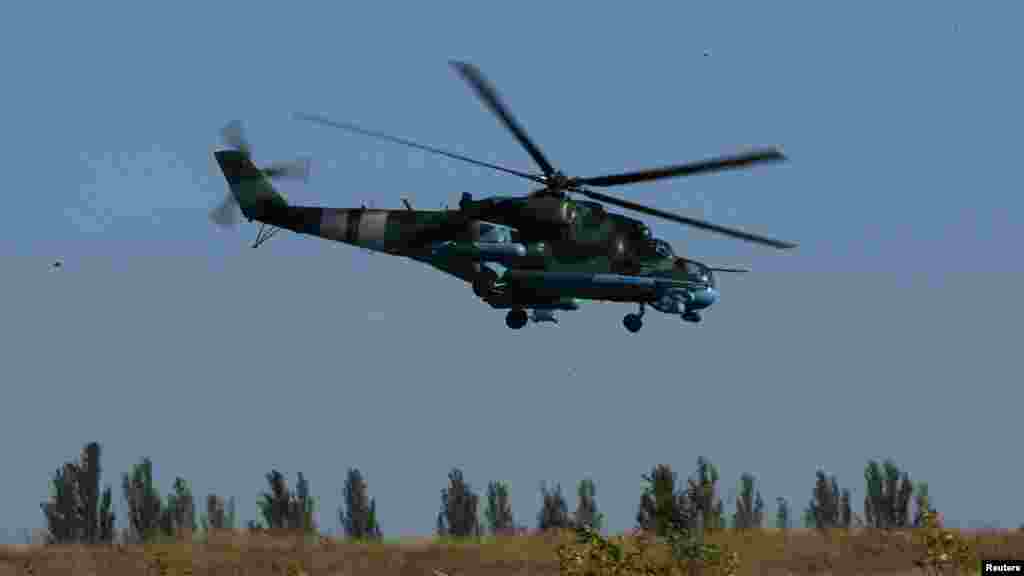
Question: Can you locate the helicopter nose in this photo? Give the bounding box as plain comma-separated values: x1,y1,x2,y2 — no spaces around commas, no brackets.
688,287,719,310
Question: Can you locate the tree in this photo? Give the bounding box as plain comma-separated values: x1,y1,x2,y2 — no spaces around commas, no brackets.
122,457,163,543
340,468,381,540
573,478,604,531
913,482,932,528
160,477,196,538
293,472,316,532
537,482,570,531
257,470,316,532
40,442,115,545
484,481,515,536
78,442,99,543
733,473,764,530
258,470,290,530
437,468,480,538
98,486,115,543
637,464,689,536
200,494,235,531
775,497,790,530
687,457,724,532
802,505,815,528
840,487,852,528
42,463,80,544
864,459,914,530
806,470,851,530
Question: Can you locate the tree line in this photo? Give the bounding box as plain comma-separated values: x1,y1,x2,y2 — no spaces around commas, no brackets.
38,442,934,545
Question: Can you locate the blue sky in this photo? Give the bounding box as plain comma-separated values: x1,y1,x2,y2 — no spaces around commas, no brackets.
2,1,1022,539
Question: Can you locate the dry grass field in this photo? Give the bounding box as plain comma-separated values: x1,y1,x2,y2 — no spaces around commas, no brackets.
0,528,1020,575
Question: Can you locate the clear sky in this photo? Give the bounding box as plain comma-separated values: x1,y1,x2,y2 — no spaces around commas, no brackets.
2,1,1022,540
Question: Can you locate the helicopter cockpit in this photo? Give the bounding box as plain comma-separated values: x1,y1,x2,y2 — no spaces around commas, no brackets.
650,238,675,259
676,258,716,288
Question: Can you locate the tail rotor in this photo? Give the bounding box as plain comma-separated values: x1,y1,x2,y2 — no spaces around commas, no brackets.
209,120,311,228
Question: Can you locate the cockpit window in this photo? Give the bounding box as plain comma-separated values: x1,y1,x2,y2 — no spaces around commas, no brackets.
678,259,714,286
652,239,674,258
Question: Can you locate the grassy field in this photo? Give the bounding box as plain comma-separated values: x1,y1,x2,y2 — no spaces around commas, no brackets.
1,528,1021,575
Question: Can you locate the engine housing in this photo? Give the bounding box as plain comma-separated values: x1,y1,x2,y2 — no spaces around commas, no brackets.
522,197,578,227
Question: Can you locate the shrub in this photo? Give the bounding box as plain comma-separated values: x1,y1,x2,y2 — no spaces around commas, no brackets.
913,507,977,575
557,520,741,576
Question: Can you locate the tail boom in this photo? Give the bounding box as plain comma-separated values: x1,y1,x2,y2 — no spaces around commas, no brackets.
214,150,289,221
250,205,463,254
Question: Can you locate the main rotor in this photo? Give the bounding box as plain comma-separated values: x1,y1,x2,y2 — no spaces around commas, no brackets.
295,60,796,250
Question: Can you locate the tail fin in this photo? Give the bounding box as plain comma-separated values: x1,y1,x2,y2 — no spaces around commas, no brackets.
214,150,289,221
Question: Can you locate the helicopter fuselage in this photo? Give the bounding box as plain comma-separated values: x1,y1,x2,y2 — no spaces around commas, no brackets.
248,199,718,326
213,147,733,332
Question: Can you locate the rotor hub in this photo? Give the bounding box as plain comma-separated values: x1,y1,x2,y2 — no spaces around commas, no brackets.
545,171,571,191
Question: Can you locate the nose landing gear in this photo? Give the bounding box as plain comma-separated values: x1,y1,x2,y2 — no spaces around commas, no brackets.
623,303,645,333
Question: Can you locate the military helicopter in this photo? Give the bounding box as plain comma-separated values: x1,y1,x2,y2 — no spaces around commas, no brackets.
210,66,795,332
209,118,789,332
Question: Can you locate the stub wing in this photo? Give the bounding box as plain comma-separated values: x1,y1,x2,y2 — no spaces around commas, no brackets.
496,270,687,302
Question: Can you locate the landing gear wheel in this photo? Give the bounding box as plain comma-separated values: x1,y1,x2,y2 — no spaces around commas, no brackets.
682,311,702,323
472,269,498,298
623,313,643,333
506,308,528,329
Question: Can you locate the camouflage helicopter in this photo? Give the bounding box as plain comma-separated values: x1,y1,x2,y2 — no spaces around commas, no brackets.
210,64,795,332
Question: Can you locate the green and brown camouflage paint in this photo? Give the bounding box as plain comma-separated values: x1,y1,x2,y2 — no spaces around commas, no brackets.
215,149,712,310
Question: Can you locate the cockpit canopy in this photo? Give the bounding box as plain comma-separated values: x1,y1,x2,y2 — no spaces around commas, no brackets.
676,258,716,287
651,238,674,258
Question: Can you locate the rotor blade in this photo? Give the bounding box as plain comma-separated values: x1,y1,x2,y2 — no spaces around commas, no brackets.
221,120,251,157
449,60,557,177
294,113,544,184
209,192,239,228
262,157,311,182
576,187,797,249
708,267,750,273
572,148,787,188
